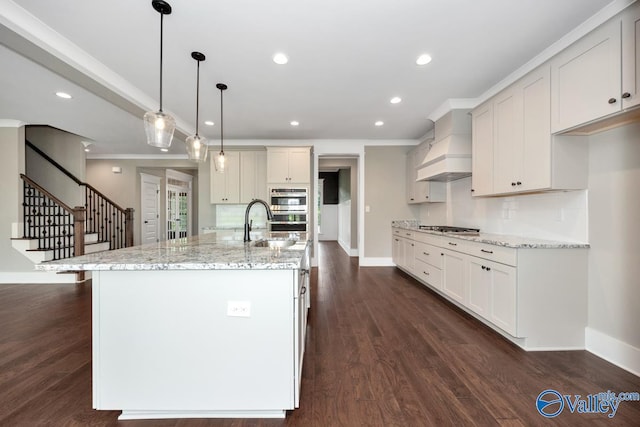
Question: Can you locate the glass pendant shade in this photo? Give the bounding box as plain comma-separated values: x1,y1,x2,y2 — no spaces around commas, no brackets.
186,134,208,162
213,151,226,173
144,110,176,148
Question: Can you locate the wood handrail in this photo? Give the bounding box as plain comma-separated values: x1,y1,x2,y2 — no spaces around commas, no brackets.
20,174,74,213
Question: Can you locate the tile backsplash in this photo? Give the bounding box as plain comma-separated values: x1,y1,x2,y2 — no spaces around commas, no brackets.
216,205,268,229
419,177,588,243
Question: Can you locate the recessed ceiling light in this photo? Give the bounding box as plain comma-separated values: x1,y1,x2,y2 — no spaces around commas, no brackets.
390,97,402,104
416,54,432,65
290,121,299,126
273,53,289,65
375,121,384,126
160,148,169,152
204,120,214,126
56,91,72,99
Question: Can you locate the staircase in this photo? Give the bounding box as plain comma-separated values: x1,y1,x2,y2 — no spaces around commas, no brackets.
8,140,134,282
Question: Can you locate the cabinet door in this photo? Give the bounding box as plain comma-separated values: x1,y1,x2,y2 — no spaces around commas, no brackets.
266,148,290,183
240,151,267,203
622,2,640,110
489,262,517,336
442,249,466,305
520,65,551,192
406,148,418,203
392,235,402,265
493,86,521,194
403,239,416,273
210,151,240,204
551,18,621,132
471,102,494,196
287,148,311,183
467,258,491,320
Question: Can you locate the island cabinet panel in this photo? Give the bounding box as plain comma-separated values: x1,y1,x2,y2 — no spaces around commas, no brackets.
92,269,297,414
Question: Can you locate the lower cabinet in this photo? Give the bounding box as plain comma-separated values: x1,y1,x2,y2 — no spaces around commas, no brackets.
392,227,587,349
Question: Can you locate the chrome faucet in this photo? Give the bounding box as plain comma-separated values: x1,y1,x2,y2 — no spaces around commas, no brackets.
244,199,274,242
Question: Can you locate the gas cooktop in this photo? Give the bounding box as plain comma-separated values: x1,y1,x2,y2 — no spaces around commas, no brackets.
418,225,480,235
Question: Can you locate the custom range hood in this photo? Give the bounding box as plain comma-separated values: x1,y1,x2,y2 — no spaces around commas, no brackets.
417,109,472,182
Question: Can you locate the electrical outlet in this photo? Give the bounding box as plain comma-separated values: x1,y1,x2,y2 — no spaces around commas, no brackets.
227,301,251,317
365,205,370,213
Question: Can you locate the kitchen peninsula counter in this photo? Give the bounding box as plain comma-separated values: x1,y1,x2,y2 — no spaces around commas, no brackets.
36,233,311,420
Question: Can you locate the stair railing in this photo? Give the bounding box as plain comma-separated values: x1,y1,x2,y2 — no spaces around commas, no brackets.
25,140,134,252
20,174,86,260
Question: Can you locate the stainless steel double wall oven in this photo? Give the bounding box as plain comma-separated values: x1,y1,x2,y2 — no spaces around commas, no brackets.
269,187,308,232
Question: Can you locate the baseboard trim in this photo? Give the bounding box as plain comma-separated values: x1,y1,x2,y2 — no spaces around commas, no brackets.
585,327,640,377
359,257,394,267
0,272,77,284
337,239,358,257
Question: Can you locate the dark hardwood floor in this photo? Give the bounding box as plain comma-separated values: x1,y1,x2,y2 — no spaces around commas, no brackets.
1,241,639,426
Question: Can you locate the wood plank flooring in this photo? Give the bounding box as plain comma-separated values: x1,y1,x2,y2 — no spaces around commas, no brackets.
1,241,639,426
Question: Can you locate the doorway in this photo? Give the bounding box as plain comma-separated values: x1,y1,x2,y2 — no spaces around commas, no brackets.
166,169,193,240
140,173,161,244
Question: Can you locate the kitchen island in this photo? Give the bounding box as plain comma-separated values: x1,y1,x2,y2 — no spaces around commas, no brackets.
37,233,311,420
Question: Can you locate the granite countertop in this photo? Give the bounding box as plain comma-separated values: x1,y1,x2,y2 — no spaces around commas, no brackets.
36,232,310,272
391,220,589,249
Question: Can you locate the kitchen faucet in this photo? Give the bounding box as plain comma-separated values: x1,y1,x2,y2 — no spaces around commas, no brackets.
244,199,274,242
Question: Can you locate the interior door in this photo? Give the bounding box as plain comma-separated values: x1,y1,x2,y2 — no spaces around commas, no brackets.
167,186,189,240
140,174,160,244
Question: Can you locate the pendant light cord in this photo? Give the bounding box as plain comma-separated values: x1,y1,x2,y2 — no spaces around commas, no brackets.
195,60,200,136
220,87,224,154
159,12,164,112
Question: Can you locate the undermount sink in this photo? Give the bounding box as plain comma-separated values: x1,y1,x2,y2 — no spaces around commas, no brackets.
253,238,297,249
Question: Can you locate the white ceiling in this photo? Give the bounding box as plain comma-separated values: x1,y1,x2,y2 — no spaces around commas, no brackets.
0,0,619,156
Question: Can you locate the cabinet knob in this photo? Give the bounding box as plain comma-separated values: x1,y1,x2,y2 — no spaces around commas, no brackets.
622,92,631,99
410,198,414,201
608,97,617,104
471,189,475,193
425,196,429,199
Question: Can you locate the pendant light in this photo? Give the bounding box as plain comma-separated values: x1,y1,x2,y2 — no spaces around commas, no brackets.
213,83,228,173
185,52,208,162
143,0,176,149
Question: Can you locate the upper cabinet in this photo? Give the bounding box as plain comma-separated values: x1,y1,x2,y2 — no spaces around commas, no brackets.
240,151,268,203
551,3,640,133
470,101,494,196
471,64,588,197
267,147,311,184
210,151,241,204
406,143,445,204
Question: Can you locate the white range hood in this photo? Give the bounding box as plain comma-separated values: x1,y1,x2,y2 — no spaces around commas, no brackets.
416,109,472,182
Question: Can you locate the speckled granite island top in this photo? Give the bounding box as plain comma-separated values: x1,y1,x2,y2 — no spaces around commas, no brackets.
392,220,589,249
36,233,310,271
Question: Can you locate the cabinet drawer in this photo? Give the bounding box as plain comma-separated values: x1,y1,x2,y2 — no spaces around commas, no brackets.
393,228,414,240
415,242,443,269
415,260,442,291
413,232,445,246
465,241,517,266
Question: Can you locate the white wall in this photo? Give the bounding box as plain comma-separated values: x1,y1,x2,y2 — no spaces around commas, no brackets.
586,122,640,375
420,177,589,242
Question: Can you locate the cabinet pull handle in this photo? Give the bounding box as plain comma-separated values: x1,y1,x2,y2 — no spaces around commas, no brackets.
448,242,457,246
482,265,486,270
511,182,516,186
471,189,475,193
481,249,493,254
423,252,429,256
410,198,414,201
425,196,429,199
406,233,411,236
608,97,617,104
423,271,430,276
622,92,631,99
300,286,307,295
516,181,522,186
394,238,399,242
411,243,414,247
441,253,444,256
486,267,491,271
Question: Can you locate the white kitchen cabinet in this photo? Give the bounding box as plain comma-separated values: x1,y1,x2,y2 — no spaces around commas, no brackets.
406,143,445,204
391,227,587,349
470,101,494,196
210,151,240,204
441,248,465,305
622,1,640,110
240,151,268,203
267,147,310,184
472,64,587,196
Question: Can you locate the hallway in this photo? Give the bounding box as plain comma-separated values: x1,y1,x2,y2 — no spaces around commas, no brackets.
0,242,638,426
